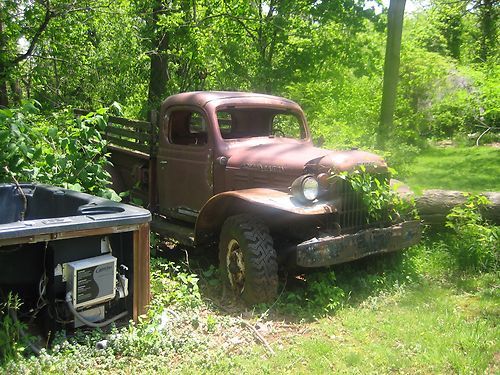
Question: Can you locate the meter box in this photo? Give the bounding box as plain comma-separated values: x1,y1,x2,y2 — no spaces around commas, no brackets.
66,254,117,309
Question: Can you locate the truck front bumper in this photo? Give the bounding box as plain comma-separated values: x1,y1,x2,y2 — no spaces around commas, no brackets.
296,220,422,268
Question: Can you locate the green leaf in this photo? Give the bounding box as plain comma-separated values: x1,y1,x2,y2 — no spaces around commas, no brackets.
47,127,58,139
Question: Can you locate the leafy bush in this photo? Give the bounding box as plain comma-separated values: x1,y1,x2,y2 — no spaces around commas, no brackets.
290,75,380,149
149,259,202,312
0,101,118,200
331,166,419,224
445,194,499,271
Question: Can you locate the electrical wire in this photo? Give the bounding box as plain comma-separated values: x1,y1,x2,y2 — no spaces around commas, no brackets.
65,292,128,328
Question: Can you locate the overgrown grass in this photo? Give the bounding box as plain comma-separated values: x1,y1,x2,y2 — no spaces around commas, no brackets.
404,146,500,194
2,232,497,374
201,283,498,373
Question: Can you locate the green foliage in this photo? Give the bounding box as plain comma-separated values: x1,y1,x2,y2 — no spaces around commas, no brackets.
332,166,418,224
1,0,148,113
149,259,202,311
0,294,24,364
445,194,499,271
0,101,118,199
283,20,385,150
279,271,345,315
396,1,499,144
286,69,382,149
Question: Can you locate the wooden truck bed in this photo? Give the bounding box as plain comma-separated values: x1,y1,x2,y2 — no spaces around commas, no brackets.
74,110,158,209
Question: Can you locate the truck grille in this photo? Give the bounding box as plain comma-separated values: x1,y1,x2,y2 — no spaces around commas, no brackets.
330,178,367,233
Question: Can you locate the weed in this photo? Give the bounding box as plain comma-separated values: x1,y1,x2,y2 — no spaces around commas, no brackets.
0,293,24,364
445,194,499,271
149,258,202,311
332,166,419,224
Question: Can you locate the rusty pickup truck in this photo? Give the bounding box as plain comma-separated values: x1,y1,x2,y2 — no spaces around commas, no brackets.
99,91,421,304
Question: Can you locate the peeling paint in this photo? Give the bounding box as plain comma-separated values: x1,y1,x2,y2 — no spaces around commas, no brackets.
296,220,422,267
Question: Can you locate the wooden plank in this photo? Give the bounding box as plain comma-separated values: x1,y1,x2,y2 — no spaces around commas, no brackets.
133,223,150,320
0,224,141,247
74,109,156,155
106,126,151,142
108,115,151,130
74,109,152,131
106,135,150,154
107,144,149,160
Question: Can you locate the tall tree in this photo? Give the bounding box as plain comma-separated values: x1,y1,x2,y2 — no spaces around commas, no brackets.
377,0,406,149
0,0,134,109
478,0,497,62
146,1,171,109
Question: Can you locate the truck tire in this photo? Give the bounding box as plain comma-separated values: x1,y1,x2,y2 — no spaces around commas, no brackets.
219,214,278,305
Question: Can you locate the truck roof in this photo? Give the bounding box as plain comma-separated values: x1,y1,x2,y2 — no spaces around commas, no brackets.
161,91,302,111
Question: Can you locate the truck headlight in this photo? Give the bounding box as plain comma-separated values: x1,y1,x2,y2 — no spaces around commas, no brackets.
291,175,319,203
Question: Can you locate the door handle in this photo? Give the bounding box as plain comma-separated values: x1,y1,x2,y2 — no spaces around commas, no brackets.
159,161,168,165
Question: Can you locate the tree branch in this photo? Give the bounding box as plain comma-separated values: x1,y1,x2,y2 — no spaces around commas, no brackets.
12,3,54,65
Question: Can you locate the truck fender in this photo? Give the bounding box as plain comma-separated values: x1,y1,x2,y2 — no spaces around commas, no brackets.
194,188,338,244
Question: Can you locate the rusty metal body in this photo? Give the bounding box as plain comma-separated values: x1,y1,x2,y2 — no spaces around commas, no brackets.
106,91,421,268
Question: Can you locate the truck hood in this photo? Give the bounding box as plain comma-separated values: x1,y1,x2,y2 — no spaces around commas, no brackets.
225,141,387,174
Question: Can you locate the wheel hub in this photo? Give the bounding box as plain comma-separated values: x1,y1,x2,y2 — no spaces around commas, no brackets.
226,239,245,294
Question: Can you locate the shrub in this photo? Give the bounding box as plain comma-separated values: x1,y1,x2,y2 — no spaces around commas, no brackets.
280,271,346,315
331,166,419,224
445,194,499,271
0,101,118,200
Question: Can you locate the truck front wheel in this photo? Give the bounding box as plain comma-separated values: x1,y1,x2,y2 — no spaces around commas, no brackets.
219,214,278,305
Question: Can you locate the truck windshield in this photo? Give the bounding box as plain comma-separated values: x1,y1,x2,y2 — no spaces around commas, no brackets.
217,108,306,140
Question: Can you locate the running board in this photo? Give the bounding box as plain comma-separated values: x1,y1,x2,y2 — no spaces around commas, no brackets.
151,216,195,247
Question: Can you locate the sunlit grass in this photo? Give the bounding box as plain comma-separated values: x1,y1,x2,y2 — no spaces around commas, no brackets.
405,146,500,194
182,273,499,374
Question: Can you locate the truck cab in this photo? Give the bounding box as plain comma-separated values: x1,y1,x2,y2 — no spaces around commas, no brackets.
108,91,421,304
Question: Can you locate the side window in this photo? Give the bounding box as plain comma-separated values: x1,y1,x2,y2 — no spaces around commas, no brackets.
169,110,207,146
218,111,233,138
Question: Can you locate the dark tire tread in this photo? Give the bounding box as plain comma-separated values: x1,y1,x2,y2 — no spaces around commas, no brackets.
219,214,278,304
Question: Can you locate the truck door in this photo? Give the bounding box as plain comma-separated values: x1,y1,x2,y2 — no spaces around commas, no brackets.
157,108,213,221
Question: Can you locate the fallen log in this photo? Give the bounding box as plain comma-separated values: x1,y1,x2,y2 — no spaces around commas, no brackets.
415,189,500,225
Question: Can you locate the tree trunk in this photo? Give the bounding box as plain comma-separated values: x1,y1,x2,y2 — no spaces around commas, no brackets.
377,0,406,150
479,0,497,62
9,79,22,106
415,189,500,225
0,21,8,108
147,34,169,109
147,3,170,110
0,67,8,108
